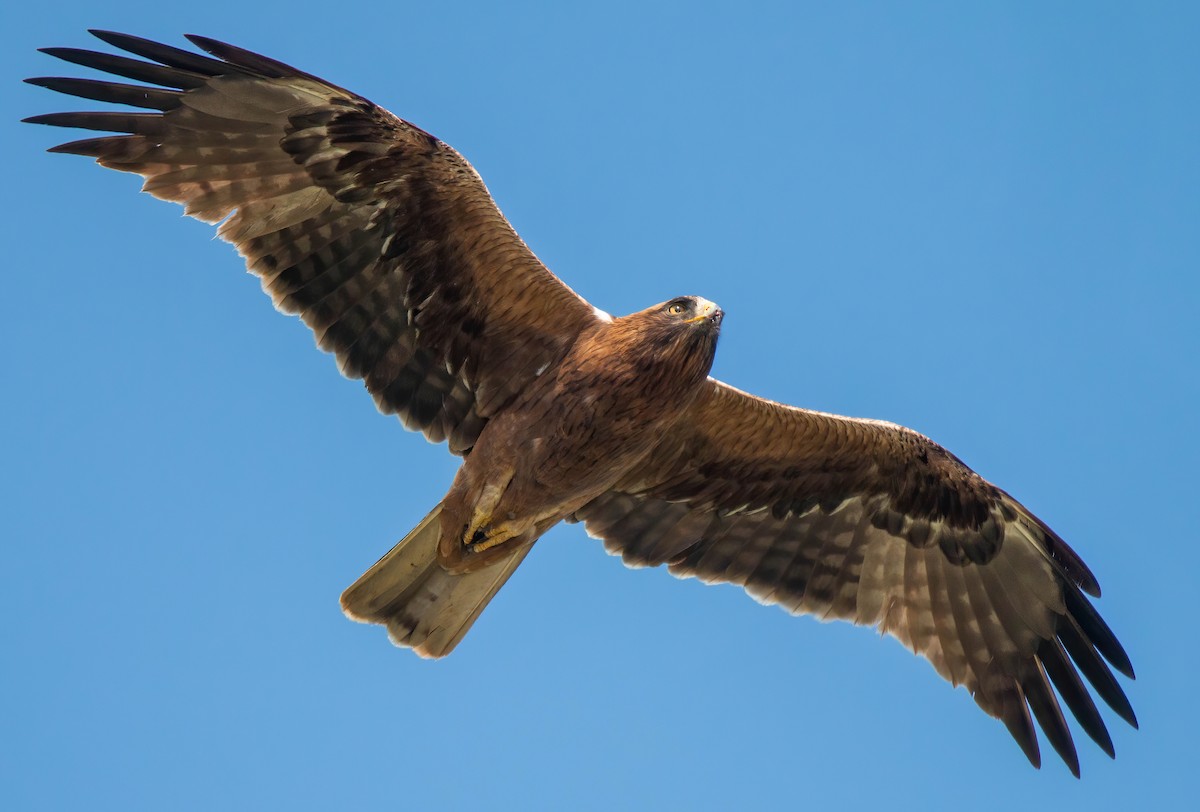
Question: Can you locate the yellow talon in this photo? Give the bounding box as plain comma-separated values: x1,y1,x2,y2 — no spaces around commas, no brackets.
463,511,516,554
467,519,526,554
470,532,509,554
463,510,491,545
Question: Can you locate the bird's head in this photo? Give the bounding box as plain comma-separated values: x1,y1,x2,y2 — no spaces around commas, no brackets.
659,295,724,333
612,295,723,385
639,295,724,348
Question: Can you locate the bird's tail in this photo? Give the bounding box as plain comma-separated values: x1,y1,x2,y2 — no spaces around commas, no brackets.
340,504,531,658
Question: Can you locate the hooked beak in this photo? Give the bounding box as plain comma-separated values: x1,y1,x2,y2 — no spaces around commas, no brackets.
687,298,724,327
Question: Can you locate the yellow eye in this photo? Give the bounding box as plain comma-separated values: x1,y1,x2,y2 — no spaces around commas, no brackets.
668,303,685,315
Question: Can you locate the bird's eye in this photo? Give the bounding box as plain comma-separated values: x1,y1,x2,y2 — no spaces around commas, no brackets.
668,302,686,315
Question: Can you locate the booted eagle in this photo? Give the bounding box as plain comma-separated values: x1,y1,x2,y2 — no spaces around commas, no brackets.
27,31,1135,776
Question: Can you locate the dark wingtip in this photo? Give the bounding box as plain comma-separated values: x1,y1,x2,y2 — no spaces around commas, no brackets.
1024,509,1102,598
1024,666,1082,778
87,29,123,44
182,33,304,79
1000,688,1042,772
1065,588,1136,679
182,33,216,48
44,141,91,155
1058,743,1081,778
1059,616,1138,729
1059,734,1082,778
86,31,156,56
83,30,232,78
1040,638,1116,760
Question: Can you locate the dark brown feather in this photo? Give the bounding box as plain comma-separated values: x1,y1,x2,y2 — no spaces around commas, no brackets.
36,46,210,89
1040,637,1115,758
1059,615,1138,728
1023,658,1080,778
24,77,182,110
1064,583,1135,678
185,34,310,80
88,30,235,76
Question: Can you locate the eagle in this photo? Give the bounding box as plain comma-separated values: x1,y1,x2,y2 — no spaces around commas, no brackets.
26,31,1135,777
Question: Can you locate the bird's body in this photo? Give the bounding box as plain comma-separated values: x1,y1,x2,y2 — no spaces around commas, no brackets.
27,31,1136,776
438,298,721,573
345,298,723,651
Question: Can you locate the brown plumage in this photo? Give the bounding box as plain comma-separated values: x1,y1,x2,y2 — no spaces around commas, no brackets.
26,31,1135,777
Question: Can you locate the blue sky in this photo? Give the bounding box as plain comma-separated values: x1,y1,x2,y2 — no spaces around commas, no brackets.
4,2,1197,809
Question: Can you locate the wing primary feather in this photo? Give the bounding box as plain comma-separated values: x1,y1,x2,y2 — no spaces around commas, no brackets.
40,134,134,158
36,46,209,89
1039,637,1115,758
87,30,231,77
1064,585,1134,678
21,111,162,134
1019,511,1102,598
23,76,181,111
1000,681,1042,770
1058,615,1138,728
1022,658,1080,778
184,34,309,80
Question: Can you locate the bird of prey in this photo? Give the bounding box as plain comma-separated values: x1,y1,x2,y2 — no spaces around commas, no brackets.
26,31,1135,776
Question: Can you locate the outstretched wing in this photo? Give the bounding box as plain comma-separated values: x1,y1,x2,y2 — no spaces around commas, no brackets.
574,379,1136,776
26,31,602,453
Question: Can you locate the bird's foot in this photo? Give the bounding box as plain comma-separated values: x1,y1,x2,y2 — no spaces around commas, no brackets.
463,508,520,554
468,524,517,554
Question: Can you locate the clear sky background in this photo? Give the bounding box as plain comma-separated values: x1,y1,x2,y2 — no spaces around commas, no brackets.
4,2,1197,810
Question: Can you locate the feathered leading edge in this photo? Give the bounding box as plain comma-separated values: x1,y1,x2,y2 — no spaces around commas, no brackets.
341,505,531,658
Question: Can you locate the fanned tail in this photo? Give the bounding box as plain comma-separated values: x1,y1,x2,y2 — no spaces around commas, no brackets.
341,504,531,658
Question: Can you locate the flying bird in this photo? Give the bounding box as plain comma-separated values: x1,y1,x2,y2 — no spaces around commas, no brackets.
26,31,1136,777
